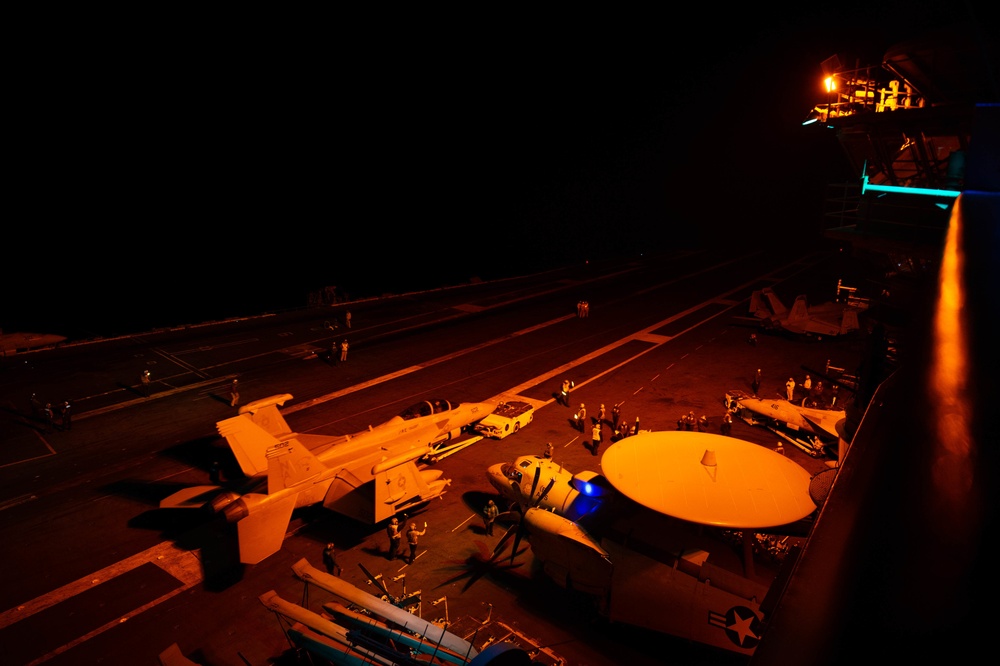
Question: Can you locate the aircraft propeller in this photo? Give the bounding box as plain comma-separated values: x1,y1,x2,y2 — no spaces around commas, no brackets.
490,520,520,563
435,537,525,593
498,464,556,565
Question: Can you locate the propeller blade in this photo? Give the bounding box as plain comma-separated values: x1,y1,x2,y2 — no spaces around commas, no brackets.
529,465,541,499
495,510,519,523
500,466,552,564
490,524,518,562
509,522,528,565
534,478,556,508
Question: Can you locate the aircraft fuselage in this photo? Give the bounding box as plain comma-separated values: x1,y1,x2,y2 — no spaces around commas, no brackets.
486,453,781,656
487,455,609,521
736,396,845,439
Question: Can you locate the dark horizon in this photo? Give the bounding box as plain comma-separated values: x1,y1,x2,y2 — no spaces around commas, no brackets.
5,5,975,339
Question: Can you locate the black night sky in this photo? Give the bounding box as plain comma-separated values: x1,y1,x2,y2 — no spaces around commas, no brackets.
4,4,980,338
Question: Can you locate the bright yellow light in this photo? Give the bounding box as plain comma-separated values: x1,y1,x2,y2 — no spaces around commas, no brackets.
824,76,837,93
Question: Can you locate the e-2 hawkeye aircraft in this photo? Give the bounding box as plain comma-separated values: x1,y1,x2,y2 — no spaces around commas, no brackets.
161,393,494,564
749,287,863,338
485,432,819,656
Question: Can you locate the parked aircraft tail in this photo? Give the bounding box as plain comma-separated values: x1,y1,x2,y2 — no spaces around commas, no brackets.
217,395,295,477
840,308,860,334
237,393,294,437
788,295,810,323
224,439,326,564
749,290,771,318
761,288,788,316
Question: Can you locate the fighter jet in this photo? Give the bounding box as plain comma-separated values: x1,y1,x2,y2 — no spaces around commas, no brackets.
726,389,846,446
161,393,493,564
749,287,863,338
485,433,818,656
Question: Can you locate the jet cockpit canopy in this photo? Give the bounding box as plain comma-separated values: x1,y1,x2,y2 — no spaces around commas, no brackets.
399,399,453,420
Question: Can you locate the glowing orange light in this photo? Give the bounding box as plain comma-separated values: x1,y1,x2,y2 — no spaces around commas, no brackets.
929,196,973,504
824,76,837,93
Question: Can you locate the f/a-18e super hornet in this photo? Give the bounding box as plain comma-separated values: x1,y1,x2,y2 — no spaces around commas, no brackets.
485,432,818,656
161,393,493,564
749,287,863,338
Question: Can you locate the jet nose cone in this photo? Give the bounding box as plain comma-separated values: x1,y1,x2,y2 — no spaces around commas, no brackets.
457,401,498,425
471,401,497,417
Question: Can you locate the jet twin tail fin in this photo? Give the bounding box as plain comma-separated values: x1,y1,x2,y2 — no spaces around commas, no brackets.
217,413,283,478
788,295,810,323
749,291,770,318
217,393,308,478
840,308,860,334
761,288,788,316
236,393,294,438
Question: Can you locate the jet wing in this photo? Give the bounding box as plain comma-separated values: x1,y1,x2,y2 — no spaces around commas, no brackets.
522,508,613,597
524,507,608,557
799,409,846,440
